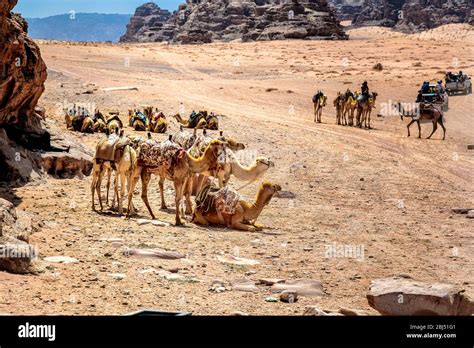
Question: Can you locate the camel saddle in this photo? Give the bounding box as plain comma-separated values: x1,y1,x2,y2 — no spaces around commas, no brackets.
195,182,241,216
137,140,185,168
172,130,196,150
106,114,123,128
94,134,130,162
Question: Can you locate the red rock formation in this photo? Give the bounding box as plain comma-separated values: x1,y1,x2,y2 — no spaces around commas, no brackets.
0,0,47,131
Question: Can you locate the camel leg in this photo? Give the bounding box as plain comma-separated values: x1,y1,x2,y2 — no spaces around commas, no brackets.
313,104,317,123
174,180,185,226
158,176,167,210
230,216,258,232
118,171,126,215
427,120,438,139
95,169,104,212
192,210,209,226
126,167,141,218
125,171,136,215
406,119,415,137
184,177,193,215
105,167,111,206
91,161,100,211
438,118,446,140
417,121,421,138
140,169,155,220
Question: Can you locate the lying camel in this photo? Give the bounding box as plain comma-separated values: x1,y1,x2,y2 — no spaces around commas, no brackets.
107,113,123,134
128,109,148,131
65,112,94,133
148,109,168,133
192,181,281,231
126,138,226,225
92,110,107,133
393,102,446,140
173,111,219,130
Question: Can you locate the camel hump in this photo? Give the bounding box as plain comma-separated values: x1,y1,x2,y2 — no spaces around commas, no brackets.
94,135,120,161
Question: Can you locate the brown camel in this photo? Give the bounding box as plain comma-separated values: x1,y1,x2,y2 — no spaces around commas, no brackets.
192,181,281,232
342,91,358,126
65,111,95,133
393,102,446,140
356,92,377,129
333,92,346,125
126,139,226,226
312,91,327,123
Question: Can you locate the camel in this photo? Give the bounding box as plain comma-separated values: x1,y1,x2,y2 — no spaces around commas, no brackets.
128,109,148,131
356,92,377,129
333,92,347,125
148,109,168,133
173,110,219,130
312,91,327,123
65,107,95,133
92,109,107,133
126,139,226,226
342,90,358,126
393,102,446,140
192,181,281,232
91,131,137,214
106,113,123,134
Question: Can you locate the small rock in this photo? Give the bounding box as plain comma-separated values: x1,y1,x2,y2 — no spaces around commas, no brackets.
280,290,298,303
108,273,126,280
44,256,79,264
265,296,278,302
466,210,474,218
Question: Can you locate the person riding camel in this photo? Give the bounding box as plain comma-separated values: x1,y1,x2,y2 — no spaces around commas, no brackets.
357,81,369,102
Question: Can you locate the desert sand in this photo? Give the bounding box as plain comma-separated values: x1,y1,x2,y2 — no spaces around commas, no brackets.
0,24,472,315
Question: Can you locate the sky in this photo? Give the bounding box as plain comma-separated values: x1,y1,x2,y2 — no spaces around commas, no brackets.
14,0,182,18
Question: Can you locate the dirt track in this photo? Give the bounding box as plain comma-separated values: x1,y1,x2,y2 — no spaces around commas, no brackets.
0,25,473,315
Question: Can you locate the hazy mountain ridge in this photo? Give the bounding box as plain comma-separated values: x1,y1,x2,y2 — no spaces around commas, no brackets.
25,13,132,42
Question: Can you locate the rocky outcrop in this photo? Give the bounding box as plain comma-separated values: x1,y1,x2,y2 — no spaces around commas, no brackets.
120,0,347,43
352,0,473,31
367,276,474,315
327,0,363,20
0,0,92,183
119,2,172,42
0,0,47,130
0,198,40,274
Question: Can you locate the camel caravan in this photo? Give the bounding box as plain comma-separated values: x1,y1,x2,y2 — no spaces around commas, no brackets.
313,81,377,129
90,113,277,231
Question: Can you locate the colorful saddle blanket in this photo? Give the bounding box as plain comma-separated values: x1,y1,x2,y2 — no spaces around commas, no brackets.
137,140,185,168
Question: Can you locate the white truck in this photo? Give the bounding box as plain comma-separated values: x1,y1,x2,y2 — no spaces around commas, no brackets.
445,74,472,95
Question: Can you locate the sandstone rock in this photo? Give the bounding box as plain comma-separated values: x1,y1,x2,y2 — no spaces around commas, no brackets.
231,278,259,292
367,276,474,315
0,2,92,182
352,0,473,31
121,0,347,44
280,290,298,303
303,306,345,316
258,278,286,286
44,256,79,264
124,248,186,260
0,0,47,129
466,210,474,218
0,198,38,273
271,278,323,297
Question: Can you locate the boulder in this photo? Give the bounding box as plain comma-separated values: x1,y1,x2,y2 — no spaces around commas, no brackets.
367,276,474,315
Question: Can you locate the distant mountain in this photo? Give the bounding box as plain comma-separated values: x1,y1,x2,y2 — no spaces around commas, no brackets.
25,13,132,42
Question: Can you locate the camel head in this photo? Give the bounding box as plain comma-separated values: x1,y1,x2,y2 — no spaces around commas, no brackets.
258,182,282,206
225,138,245,151
255,157,274,169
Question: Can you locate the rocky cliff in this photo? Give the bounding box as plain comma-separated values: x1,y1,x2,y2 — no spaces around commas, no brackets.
119,2,172,42
120,0,347,43
352,0,473,31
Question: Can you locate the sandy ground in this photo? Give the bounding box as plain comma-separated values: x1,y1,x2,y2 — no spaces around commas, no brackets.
0,25,473,315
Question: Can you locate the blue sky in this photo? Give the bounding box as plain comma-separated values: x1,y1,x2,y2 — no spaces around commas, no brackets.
14,0,182,18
